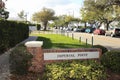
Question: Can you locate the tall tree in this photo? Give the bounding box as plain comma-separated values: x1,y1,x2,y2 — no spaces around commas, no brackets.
18,10,26,21
64,15,77,27
0,0,9,19
53,15,79,28
81,0,120,30
32,7,55,30
53,15,65,27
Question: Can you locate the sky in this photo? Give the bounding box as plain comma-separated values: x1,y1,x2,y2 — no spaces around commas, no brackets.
4,0,84,21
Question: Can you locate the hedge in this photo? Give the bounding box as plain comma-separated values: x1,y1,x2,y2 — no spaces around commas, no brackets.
0,20,29,54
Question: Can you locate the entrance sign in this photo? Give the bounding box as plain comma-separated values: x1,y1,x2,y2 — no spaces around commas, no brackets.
25,41,102,73
44,51,99,60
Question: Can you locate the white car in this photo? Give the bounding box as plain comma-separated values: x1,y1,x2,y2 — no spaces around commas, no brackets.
105,28,120,37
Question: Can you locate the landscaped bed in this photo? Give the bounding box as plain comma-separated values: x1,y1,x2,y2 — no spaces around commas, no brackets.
10,34,120,80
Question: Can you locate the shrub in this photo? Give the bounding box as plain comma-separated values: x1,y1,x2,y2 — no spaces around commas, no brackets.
43,60,107,80
37,24,41,30
101,50,120,73
9,45,33,75
92,45,108,54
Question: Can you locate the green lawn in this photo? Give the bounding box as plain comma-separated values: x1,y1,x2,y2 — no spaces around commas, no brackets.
31,34,90,49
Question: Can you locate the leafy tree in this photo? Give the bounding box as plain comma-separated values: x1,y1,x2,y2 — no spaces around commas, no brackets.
0,0,9,19
65,15,80,27
53,15,66,27
81,0,120,30
48,22,55,28
53,15,79,28
0,9,9,19
32,7,55,30
18,10,27,21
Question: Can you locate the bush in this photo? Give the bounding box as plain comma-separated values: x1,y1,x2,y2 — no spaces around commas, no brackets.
9,45,33,75
37,24,41,30
92,45,108,54
43,60,107,80
101,50,120,73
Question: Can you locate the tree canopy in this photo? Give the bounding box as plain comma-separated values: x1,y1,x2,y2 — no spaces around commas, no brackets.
18,10,27,21
81,0,120,30
52,15,80,28
32,7,55,30
0,0,9,19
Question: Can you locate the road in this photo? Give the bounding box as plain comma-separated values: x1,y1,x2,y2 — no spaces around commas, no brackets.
33,30,120,50
66,32,120,50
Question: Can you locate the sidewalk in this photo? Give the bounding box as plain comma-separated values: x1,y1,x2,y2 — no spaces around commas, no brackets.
18,36,38,44
0,36,37,80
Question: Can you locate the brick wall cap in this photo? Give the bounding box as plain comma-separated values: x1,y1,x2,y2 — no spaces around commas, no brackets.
25,41,43,47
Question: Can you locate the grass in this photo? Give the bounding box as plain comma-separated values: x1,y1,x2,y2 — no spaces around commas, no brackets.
31,34,91,49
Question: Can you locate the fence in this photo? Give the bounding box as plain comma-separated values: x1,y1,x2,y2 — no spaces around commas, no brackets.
53,29,94,47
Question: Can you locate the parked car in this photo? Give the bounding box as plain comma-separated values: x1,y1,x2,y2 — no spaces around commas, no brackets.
105,28,120,37
85,28,95,33
73,28,81,32
93,29,105,35
79,28,86,32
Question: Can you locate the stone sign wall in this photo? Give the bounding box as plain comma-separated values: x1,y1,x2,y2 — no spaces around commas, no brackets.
25,41,102,73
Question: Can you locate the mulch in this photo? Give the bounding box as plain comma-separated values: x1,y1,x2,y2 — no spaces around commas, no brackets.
10,73,42,80
107,70,120,80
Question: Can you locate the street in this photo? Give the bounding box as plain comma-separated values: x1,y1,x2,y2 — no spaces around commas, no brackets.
67,32,120,50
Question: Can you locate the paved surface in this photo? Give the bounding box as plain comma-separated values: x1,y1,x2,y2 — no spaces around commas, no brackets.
0,36,37,80
0,51,10,80
66,32,120,50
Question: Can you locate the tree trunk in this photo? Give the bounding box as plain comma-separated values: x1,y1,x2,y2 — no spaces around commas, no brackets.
106,22,109,31
43,21,48,31
106,21,112,30
84,22,87,28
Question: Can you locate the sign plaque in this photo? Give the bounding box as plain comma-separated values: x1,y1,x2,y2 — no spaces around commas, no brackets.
44,51,100,60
